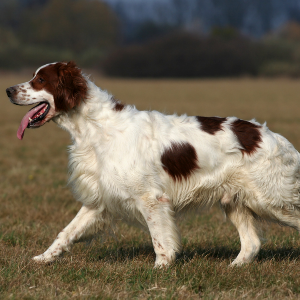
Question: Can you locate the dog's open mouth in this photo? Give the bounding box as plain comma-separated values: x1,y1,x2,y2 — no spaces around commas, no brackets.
17,102,50,140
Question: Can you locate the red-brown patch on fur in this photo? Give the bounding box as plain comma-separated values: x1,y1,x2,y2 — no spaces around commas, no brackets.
161,142,199,182
231,119,262,155
196,116,227,135
30,61,87,112
111,97,125,111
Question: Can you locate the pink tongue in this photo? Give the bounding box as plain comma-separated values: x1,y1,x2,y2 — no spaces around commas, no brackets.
17,103,48,140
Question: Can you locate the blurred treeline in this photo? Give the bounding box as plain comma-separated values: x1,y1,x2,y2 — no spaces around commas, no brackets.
2,0,300,78
0,0,118,69
104,23,300,78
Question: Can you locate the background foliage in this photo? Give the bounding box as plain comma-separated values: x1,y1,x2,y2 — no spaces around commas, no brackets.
103,31,292,78
0,0,118,69
1,0,300,77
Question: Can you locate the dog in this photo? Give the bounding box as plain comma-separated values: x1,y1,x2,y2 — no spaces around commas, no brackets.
6,61,300,267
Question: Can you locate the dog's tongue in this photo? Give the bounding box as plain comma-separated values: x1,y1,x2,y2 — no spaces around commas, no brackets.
17,103,47,140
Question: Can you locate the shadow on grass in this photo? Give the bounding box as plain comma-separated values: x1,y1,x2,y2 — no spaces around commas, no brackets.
179,246,300,263
97,244,300,264
256,247,300,262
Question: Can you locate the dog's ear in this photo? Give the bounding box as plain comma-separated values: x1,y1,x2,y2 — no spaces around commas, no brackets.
54,61,87,112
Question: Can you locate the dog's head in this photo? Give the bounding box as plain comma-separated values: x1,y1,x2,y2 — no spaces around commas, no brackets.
6,61,87,140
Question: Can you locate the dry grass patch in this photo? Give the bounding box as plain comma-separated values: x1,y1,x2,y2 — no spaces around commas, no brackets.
1,74,300,299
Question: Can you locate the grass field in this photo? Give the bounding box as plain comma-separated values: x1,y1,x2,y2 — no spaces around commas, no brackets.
1,73,300,299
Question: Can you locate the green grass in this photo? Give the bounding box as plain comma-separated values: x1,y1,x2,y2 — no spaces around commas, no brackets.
1,74,300,299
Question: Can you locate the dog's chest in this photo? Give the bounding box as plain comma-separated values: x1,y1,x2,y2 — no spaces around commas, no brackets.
68,143,104,205
67,140,157,207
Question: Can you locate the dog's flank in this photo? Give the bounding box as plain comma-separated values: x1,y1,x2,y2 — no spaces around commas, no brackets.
161,142,200,182
6,61,300,267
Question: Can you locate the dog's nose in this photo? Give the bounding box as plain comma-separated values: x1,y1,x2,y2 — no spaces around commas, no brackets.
6,87,16,97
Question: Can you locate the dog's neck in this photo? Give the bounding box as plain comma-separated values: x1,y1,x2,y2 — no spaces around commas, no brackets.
52,80,131,145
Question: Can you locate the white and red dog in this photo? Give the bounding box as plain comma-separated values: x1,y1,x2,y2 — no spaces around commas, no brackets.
6,62,300,267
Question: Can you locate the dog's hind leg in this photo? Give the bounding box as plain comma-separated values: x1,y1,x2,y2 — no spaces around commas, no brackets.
33,204,109,263
137,193,182,268
222,202,262,266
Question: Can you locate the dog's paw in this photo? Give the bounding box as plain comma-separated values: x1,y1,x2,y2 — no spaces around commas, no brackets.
32,253,56,264
154,262,169,269
229,261,242,267
154,256,171,269
230,257,251,267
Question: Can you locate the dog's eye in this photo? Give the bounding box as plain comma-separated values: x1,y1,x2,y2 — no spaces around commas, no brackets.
38,77,45,83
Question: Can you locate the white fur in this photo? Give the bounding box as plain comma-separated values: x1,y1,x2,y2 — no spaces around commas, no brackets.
14,68,300,267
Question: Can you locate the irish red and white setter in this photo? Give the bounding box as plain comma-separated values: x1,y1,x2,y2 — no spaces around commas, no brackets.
6,61,300,267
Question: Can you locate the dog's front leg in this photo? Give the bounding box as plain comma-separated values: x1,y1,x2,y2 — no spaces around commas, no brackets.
137,193,182,268
33,204,107,263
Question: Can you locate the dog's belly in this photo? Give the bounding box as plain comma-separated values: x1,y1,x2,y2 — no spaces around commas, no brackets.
164,166,244,211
